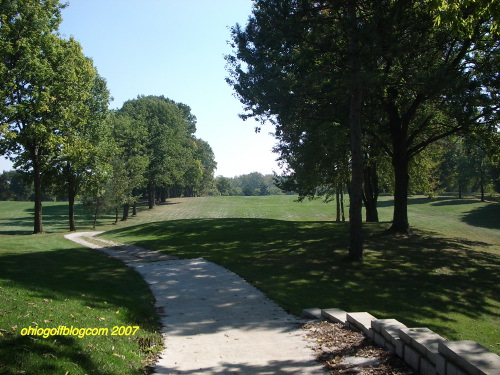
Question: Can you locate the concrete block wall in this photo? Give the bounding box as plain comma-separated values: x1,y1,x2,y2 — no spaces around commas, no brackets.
303,308,500,375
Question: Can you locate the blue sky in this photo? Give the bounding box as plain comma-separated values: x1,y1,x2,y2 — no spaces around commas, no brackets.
0,0,280,177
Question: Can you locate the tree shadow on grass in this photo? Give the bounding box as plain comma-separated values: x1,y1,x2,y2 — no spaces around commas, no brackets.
460,203,500,230
0,335,114,375
0,203,115,235
103,218,499,349
0,245,159,374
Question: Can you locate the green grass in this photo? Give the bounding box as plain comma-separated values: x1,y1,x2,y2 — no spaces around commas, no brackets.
0,204,163,374
95,195,499,354
1,194,499,369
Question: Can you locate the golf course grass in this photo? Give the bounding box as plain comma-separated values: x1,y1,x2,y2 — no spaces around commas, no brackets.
0,204,163,375
100,195,500,353
0,194,499,375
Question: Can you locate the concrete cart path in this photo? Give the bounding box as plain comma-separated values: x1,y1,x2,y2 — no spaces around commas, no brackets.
65,232,325,375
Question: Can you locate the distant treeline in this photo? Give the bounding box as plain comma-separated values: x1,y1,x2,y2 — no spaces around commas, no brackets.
214,172,285,196
2,158,499,202
0,170,285,200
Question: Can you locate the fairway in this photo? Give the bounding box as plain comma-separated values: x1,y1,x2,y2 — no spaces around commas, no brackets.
97,195,499,354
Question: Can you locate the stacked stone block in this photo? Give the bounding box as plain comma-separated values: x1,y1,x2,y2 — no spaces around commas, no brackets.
303,307,500,375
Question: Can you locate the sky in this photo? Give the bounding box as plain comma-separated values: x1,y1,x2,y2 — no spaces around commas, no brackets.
0,0,281,177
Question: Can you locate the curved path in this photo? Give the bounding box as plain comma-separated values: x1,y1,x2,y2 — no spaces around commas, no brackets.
65,232,325,375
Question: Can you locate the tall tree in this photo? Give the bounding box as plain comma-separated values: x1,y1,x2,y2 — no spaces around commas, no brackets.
107,112,148,221
119,96,194,208
194,138,217,195
365,1,499,232
1,0,110,233
57,74,110,231
227,0,499,239
227,0,375,259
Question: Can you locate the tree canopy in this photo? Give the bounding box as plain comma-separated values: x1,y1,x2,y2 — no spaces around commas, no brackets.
226,0,500,257
0,0,110,233
0,2,217,231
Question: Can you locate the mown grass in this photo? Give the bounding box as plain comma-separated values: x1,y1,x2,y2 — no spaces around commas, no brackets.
0,203,163,374
1,194,499,364
97,195,500,354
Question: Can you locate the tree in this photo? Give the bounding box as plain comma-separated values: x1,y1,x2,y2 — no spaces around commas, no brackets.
1,0,110,233
215,176,232,196
439,135,500,200
56,74,110,231
431,0,500,36
227,0,500,240
119,96,188,209
194,138,217,196
366,1,498,232
226,0,378,259
0,170,33,201
107,112,148,221
117,96,215,203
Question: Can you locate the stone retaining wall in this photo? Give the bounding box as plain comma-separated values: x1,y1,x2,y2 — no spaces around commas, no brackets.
303,308,500,375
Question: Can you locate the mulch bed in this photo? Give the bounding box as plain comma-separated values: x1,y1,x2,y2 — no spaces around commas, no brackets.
304,321,416,375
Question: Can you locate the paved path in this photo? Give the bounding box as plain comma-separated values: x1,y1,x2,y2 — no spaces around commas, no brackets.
65,232,324,375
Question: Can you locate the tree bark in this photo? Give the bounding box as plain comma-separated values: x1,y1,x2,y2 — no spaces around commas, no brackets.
160,184,167,202
362,164,379,222
32,145,44,234
480,158,485,202
347,0,364,260
122,203,130,221
340,188,346,222
390,153,410,234
68,192,76,231
335,187,341,222
148,183,156,209
67,162,77,232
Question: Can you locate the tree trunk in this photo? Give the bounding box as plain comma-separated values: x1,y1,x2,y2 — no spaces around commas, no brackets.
115,207,119,224
347,0,364,260
340,188,346,222
68,191,76,231
160,184,167,203
336,187,341,222
362,164,379,222
67,162,77,232
480,159,485,202
390,155,410,234
93,209,98,228
132,202,137,216
32,146,44,234
122,203,130,221
148,183,156,209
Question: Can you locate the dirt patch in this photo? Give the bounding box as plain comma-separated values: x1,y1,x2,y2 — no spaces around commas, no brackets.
304,321,415,374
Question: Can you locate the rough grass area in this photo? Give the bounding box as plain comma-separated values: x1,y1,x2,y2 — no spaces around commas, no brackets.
98,195,500,354
0,206,163,374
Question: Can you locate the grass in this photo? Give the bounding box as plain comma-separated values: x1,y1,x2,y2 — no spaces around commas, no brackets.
97,195,499,354
1,193,499,375
0,204,163,374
